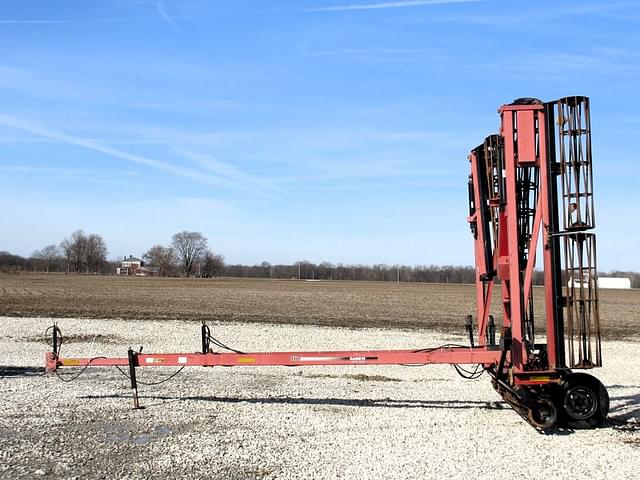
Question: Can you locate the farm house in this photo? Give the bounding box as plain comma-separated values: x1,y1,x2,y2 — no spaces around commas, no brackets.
116,255,159,276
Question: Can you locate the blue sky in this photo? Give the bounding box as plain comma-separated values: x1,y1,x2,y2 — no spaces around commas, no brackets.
0,0,639,270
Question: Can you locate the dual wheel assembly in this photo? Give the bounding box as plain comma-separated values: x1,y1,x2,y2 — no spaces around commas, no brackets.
525,372,610,430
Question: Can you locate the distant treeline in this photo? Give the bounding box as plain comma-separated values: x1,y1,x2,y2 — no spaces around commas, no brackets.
0,249,478,283
0,249,114,275
1,249,638,287
224,262,479,284
217,263,640,287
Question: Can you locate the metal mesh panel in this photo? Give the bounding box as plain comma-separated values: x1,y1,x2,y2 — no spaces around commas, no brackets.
551,96,601,368
564,232,601,367
483,134,503,253
557,96,595,230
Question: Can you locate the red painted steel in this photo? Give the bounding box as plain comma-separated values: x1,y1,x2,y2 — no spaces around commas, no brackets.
467,149,490,346
537,120,561,369
47,347,504,371
515,110,537,164
497,102,555,372
501,105,527,370
465,99,595,376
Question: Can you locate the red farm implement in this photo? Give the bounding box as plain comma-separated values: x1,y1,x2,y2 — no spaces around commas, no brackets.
46,96,608,430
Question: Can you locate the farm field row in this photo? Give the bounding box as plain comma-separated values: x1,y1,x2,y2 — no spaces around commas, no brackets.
1,274,638,339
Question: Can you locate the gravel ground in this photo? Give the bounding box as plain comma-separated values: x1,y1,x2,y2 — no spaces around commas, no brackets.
1,316,639,479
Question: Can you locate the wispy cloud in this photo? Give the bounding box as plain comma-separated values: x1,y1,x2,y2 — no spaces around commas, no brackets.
477,50,640,80
0,17,159,25
156,2,180,32
0,165,142,186
276,161,456,184
0,13,195,25
440,2,639,25
309,0,482,12
0,65,116,102
0,113,269,193
179,151,280,194
311,47,450,66
310,43,640,79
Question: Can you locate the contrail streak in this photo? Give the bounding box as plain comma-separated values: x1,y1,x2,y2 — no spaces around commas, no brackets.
0,113,239,190
156,2,181,32
310,0,482,12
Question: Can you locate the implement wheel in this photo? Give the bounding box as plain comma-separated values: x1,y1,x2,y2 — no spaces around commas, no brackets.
559,372,609,429
527,397,558,429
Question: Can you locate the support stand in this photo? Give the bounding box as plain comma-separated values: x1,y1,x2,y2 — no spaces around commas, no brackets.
127,348,144,410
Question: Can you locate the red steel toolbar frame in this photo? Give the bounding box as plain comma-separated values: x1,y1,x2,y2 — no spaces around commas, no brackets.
46,346,503,370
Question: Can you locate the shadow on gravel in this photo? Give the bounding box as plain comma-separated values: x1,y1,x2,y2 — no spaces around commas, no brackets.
78,393,639,436
607,415,640,446
185,396,509,410
610,393,640,413
0,365,45,378
609,392,640,428
80,393,508,410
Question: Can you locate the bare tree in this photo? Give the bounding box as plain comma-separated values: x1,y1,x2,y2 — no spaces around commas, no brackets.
60,239,72,273
35,244,61,273
260,261,272,279
0,251,30,272
85,234,108,273
30,250,44,272
171,231,208,277
60,230,107,273
143,245,176,276
201,250,225,278
60,230,86,273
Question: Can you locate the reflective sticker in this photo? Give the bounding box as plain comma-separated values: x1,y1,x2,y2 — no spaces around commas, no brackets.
178,357,188,364
62,359,81,366
145,358,165,364
299,356,344,362
238,357,256,363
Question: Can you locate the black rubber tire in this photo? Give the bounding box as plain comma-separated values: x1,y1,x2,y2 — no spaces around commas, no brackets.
558,372,609,429
527,397,558,429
